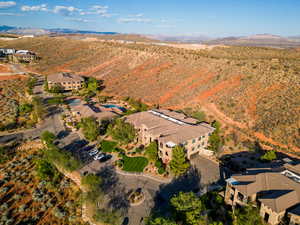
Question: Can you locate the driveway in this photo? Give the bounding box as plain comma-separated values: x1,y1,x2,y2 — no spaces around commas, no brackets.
190,155,222,185
79,154,224,225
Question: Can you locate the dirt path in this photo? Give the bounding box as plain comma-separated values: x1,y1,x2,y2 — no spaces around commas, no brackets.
203,103,248,129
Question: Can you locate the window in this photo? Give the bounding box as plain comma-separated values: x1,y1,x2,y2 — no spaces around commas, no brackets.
264,213,269,223
166,152,169,156
202,142,205,146
160,142,163,148
198,145,201,149
192,147,195,151
237,192,244,201
230,194,234,201
198,137,201,141
192,139,195,143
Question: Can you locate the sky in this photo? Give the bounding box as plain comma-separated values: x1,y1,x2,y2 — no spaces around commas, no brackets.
0,0,299,37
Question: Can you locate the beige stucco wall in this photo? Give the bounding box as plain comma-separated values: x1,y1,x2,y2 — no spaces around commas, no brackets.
260,203,285,225
48,81,83,90
158,134,210,164
131,120,211,164
224,183,249,207
289,213,300,225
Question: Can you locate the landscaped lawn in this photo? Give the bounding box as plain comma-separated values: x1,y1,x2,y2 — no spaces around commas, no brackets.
100,140,118,153
122,155,148,172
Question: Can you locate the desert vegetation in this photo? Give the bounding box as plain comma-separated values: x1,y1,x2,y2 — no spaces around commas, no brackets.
0,141,87,225
1,37,299,154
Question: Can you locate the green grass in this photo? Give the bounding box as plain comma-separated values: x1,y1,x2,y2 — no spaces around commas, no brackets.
122,155,148,172
100,140,118,153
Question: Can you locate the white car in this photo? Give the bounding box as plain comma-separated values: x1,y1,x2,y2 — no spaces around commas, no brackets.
94,153,105,161
89,149,99,156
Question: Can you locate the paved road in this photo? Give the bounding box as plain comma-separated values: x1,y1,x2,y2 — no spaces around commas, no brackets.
0,72,226,225
0,75,64,143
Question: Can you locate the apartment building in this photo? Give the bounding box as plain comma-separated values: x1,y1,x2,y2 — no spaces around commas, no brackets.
225,164,300,225
126,109,215,164
47,72,84,91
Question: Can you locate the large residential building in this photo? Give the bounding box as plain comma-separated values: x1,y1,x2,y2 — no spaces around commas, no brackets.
47,72,85,91
68,99,118,122
225,164,300,225
126,109,215,164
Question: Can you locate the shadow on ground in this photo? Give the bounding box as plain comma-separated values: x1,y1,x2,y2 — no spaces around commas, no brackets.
97,165,130,215
151,166,202,216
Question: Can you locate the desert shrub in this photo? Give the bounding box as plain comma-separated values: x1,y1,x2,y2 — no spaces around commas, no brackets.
260,150,277,162
52,206,66,219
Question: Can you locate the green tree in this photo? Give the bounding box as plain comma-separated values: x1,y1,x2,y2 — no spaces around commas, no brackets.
124,97,148,112
18,103,33,115
87,77,99,93
80,117,100,141
49,84,64,93
208,121,223,152
93,209,121,225
44,79,49,92
192,110,206,122
107,119,136,144
26,76,37,95
260,150,277,162
233,205,264,225
35,159,61,184
41,130,56,146
32,97,45,122
81,174,103,203
81,174,102,190
44,144,81,172
145,142,158,162
148,217,177,225
170,192,204,225
169,146,190,177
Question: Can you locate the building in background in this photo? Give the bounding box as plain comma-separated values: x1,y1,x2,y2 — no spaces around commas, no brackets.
47,72,85,91
225,164,300,225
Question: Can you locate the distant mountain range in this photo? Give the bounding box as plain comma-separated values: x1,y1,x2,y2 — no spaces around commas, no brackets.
147,34,211,43
1,25,300,48
204,34,300,48
0,25,118,36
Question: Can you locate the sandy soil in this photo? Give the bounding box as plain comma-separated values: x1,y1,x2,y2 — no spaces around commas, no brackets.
0,75,26,81
0,64,12,73
164,43,228,50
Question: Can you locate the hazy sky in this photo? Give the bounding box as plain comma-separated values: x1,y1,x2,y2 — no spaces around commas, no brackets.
0,0,299,37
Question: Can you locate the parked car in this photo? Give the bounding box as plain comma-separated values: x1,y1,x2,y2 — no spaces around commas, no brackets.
99,154,112,163
94,153,105,161
89,149,99,156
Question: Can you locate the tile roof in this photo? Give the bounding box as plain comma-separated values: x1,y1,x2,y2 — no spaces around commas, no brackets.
70,101,117,120
125,109,214,144
231,167,300,213
48,72,84,83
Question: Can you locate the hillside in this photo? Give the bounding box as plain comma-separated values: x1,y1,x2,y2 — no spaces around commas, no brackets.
205,34,300,48
0,37,299,154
